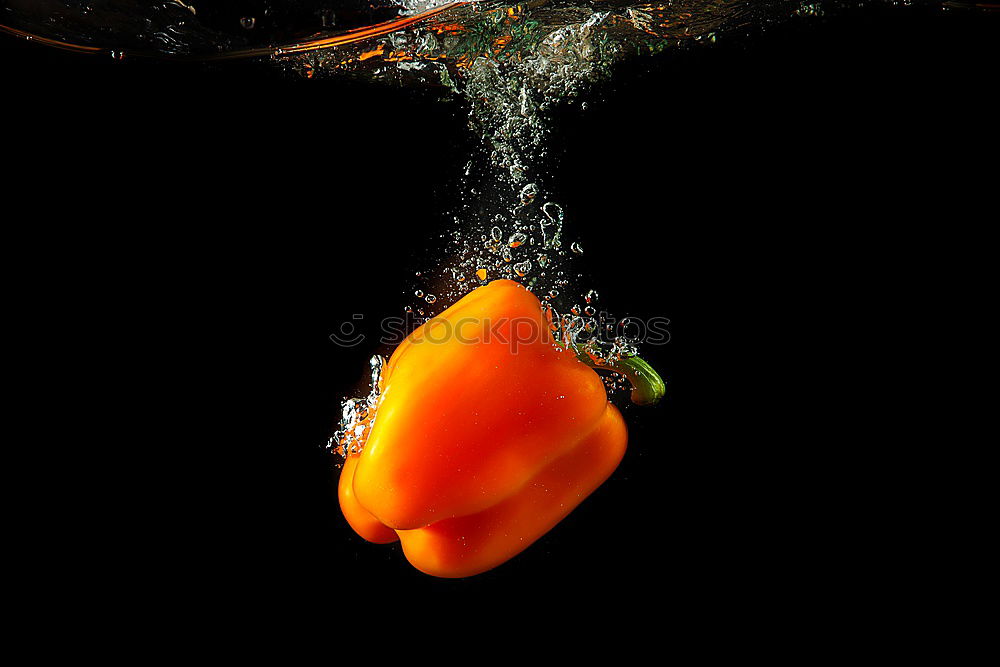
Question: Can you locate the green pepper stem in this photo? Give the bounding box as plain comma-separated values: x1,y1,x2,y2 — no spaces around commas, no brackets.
575,350,666,406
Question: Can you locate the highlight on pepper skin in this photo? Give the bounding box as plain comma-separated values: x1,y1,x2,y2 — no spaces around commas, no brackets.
336,279,663,578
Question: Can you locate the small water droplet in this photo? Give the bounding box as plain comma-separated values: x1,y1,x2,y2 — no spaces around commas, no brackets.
240,17,256,30
425,294,437,304
570,241,584,255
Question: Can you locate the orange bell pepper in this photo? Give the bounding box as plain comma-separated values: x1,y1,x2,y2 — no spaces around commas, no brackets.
338,279,664,577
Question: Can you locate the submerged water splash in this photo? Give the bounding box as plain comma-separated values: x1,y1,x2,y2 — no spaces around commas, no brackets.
329,354,386,459
6,0,987,448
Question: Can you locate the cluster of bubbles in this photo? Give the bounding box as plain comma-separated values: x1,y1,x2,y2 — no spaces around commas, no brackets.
328,354,385,462
395,8,633,325
400,174,650,396
403,179,578,318
461,9,617,182
549,289,647,396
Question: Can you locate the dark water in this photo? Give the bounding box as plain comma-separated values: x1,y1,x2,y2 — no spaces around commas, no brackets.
4,0,996,628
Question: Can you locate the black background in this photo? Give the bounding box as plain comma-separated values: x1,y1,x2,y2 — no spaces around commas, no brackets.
3,2,995,628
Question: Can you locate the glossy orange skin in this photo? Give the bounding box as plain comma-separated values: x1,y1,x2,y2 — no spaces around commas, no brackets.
338,455,399,544
338,279,627,577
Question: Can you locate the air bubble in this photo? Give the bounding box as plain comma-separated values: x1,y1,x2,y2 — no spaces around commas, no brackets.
542,202,563,223
519,183,539,204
